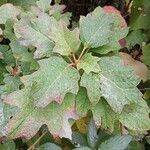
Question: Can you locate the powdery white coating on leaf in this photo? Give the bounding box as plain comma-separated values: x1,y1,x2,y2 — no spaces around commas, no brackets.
59,108,79,139
99,56,142,113
103,6,128,49
77,53,100,74
80,73,101,105
120,52,148,82
36,0,52,12
49,4,66,15
14,13,54,59
75,87,91,117
21,56,80,107
79,7,114,48
103,6,127,29
48,20,81,56
0,4,20,24
92,99,117,131
119,100,150,131
4,92,77,139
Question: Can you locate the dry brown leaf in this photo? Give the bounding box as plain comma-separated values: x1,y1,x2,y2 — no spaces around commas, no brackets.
120,52,148,82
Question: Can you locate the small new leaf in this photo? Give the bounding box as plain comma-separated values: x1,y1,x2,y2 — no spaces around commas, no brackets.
77,53,100,74
49,20,81,56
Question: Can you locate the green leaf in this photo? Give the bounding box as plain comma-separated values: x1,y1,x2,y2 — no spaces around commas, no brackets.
38,143,61,150
99,56,141,113
14,13,54,59
72,132,88,147
99,135,132,150
79,7,114,48
0,62,6,84
126,30,148,49
0,45,15,66
18,56,79,107
143,43,150,66
36,0,52,12
92,98,117,131
7,0,38,10
0,100,19,136
127,141,145,150
49,5,71,26
92,18,128,54
130,0,150,30
87,119,99,149
73,147,91,150
49,20,80,56
0,139,15,150
119,100,150,131
80,72,101,105
77,53,100,74
0,74,22,98
75,87,90,117
0,3,20,24
4,93,78,139
4,19,39,74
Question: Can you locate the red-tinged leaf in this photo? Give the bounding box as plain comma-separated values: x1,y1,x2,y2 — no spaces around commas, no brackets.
103,6,127,29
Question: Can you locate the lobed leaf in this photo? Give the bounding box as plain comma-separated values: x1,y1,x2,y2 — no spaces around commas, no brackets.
79,7,114,48
0,3,20,24
4,92,78,139
14,13,54,59
77,53,100,74
49,20,81,56
80,72,101,105
99,56,141,113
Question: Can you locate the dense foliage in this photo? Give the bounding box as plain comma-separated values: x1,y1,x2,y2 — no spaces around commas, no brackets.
0,0,150,149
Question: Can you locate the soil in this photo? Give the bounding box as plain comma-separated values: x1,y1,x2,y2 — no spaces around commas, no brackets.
58,0,127,21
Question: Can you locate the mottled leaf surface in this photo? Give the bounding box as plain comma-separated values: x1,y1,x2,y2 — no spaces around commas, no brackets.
80,7,114,48
75,87,90,117
77,53,100,74
4,93,78,139
80,72,101,105
0,4,20,24
36,0,52,12
99,56,141,113
92,98,117,131
119,100,150,131
49,20,80,56
14,13,54,58
19,56,79,107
